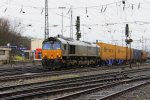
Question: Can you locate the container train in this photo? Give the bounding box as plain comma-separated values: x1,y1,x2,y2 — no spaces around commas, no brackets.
41,35,148,69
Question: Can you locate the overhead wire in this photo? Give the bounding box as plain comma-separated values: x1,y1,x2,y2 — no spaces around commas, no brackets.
0,0,124,10
1,0,150,41
1,0,150,24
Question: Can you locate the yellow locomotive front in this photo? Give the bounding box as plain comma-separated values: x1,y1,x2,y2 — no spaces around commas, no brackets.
41,37,62,69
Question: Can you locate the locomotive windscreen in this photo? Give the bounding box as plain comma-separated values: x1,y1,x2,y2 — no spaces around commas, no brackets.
43,41,60,50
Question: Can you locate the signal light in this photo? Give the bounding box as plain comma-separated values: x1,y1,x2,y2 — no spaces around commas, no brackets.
125,24,129,37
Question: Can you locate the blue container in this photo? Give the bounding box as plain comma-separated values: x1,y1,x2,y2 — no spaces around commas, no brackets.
133,49,141,61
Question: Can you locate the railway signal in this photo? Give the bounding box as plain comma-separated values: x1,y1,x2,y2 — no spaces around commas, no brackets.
76,16,81,40
125,24,133,68
125,24,129,37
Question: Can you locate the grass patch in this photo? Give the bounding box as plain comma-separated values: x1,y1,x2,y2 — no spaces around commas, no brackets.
14,55,24,60
48,74,80,81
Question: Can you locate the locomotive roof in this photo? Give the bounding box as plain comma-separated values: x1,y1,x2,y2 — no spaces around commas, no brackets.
57,37,98,47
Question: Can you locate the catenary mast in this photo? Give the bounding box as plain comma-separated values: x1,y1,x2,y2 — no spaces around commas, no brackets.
45,0,49,39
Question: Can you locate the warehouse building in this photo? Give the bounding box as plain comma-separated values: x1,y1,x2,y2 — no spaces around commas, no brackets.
31,39,43,50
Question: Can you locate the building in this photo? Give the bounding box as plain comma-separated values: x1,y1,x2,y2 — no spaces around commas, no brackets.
0,48,11,65
30,39,43,60
31,39,43,51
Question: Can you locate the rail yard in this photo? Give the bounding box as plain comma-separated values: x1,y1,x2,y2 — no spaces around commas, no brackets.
1,0,150,100
0,62,149,100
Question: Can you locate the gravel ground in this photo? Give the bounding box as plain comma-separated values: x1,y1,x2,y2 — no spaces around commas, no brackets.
73,80,147,100
114,84,150,100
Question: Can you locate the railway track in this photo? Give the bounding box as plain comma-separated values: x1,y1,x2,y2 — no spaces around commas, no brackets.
0,65,150,84
0,71,149,100
98,81,149,100
73,75,150,100
0,62,148,76
0,64,121,76
0,67,118,82
0,72,128,100
0,62,150,83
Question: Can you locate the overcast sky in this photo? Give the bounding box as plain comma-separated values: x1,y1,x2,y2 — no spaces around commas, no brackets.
0,0,150,49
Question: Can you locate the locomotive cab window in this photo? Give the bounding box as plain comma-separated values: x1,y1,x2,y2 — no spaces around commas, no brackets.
53,41,61,49
43,41,61,50
43,42,52,50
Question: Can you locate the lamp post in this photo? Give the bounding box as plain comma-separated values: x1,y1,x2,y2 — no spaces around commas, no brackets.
58,7,66,36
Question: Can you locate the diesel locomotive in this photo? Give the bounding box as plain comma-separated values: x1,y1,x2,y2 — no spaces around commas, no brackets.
41,35,100,69
41,35,148,69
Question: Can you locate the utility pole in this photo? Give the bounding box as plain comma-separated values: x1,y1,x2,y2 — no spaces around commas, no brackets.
82,24,85,41
142,36,144,50
45,0,49,39
145,38,147,51
122,36,124,46
70,6,73,39
59,7,66,36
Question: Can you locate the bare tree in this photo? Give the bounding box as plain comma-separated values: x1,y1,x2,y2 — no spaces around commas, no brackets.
0,18,31,49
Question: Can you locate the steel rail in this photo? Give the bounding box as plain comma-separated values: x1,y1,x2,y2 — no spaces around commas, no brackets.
53,76,150,100
1,74,150,99
99,81,150,100
0,62,148,77
0,66,150,83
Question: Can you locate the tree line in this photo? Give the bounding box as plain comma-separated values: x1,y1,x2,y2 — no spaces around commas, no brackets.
0,18,31,49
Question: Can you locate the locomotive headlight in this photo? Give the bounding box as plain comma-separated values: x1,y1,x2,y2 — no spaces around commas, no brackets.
50,55,54,59
57,53,59,57
57,55,61,58
56,53,61,59
43,53,47,58
58,53,61,58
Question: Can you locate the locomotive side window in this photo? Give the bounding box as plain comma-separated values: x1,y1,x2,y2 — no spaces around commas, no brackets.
69,45,75,54
64,44,66,50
